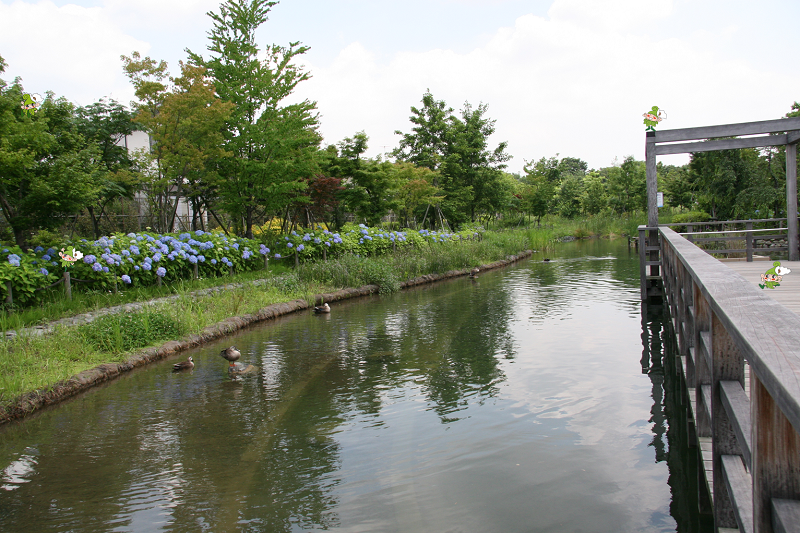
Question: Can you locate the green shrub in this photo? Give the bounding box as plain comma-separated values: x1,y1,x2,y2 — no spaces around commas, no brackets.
670,211,711,233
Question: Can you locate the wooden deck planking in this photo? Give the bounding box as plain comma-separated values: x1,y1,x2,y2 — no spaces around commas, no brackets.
721,260,800,316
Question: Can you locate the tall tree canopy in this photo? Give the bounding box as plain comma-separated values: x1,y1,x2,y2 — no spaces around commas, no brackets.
394,92,510,227
0,55,101,246
187,0,321,238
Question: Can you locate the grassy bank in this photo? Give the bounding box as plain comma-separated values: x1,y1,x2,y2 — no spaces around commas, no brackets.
0,230,540,408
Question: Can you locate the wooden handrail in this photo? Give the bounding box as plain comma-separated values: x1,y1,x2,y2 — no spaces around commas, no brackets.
659,226,800,532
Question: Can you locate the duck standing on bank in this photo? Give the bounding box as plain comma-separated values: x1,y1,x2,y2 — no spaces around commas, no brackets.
314,303,331,314
173,357,194,371
469,268,480,278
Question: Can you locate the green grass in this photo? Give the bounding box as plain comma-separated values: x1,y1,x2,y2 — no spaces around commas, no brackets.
0,264,295,330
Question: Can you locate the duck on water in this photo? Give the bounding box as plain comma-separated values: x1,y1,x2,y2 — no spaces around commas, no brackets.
220,346,256,375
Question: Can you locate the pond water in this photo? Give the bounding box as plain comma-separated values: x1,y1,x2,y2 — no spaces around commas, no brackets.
0,239,712,532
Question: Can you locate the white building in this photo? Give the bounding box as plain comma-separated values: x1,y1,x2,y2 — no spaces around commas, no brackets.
119,131,206,232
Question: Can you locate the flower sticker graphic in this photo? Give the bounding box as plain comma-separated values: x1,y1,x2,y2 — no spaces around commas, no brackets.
21,93,43,117
759,261,791,289
643,105,666,131
58,247,83,269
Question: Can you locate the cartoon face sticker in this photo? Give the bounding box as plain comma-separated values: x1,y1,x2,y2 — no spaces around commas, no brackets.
58,247,83,269
20,93,43,117
759,261,790,289
643,105,666,131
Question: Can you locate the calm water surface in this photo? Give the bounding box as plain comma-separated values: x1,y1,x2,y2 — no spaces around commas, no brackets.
0,239,711,532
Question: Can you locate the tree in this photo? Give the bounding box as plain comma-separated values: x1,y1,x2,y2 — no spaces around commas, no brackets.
659,163,694,211
581,171,607,215
393,163,443,228
606,156,646,214
330,132,399,226
187,0,320,238
122,53,234,232
689,149,753,220
393,90,453,171
75,99,140,238
437,102,510,226
0,56,101,246
556,173,584,218
521,156,559,223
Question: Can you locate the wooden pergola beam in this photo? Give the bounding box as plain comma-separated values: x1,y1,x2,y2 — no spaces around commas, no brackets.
652,117,800,143
656,135,790,156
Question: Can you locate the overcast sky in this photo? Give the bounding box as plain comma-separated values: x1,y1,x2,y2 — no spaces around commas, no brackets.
1,0,798,173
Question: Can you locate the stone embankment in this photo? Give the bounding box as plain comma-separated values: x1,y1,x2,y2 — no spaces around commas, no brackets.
0,250,533,424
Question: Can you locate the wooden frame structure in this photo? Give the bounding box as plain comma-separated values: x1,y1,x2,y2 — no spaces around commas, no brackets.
646,117,800,262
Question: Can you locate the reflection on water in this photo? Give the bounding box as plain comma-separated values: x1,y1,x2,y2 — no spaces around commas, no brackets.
0,239,710,532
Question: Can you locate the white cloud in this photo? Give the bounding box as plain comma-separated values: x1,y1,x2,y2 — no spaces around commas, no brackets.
296,0,799,171
0,0,147,105
2,0,797,172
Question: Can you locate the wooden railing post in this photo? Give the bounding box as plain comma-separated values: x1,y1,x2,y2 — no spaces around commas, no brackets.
752,377,800,532
639,226,647,301
64,271,72,301
693,283,713,515
711,312,746,529
746,221,754,262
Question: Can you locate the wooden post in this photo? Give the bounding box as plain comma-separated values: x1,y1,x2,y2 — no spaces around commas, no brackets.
746,221,754,262
4,281,11,305
157,276,162,287
646,132,658,229
194,263,199,280
693,284,714,515
64,271,72,301
752,376,800,532
787,142,798,261
639,226,647,301
711,312,745,529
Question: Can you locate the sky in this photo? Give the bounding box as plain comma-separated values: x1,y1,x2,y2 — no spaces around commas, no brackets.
1,0,799,174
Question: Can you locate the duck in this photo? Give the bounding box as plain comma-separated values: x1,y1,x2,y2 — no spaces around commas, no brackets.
543,258,551,262
469,267,480,278
173,357,194,371
220,346,241,368
314,303,331,314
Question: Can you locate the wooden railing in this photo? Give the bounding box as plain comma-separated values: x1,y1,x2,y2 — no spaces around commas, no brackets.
659,226,800,533
660,218,798,262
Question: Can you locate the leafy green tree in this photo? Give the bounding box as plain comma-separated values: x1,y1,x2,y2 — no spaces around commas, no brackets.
520,156,559,223
330,132,399,226
659,163,694,211
557,157,588,177
580,171,607,215
556,173,584,218
0,55,101,246
393,163,443,228
75,99,140,238
122,54,234,232
440,102,511,225
393,90,453,171
689,149,754,220
606,156,646,214
187,0,321,238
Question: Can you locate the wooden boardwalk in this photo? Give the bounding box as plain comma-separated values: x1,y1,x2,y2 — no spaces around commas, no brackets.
651,226,800,533
722,259,800,317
